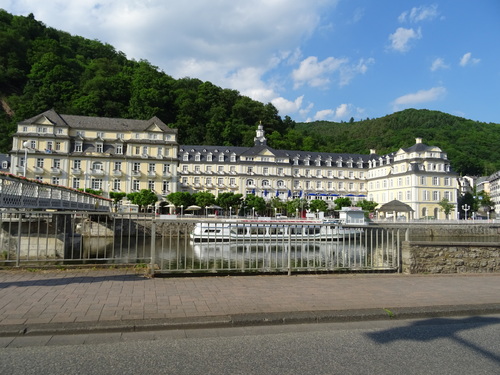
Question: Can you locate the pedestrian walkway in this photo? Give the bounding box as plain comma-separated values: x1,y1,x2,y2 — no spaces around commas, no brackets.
1,268,500,337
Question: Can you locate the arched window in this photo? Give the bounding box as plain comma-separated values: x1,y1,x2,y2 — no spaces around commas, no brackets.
246,179,254,186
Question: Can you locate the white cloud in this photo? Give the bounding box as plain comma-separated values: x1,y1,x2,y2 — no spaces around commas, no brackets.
430,57,449,71
292,56,348,89
310,103,364,122
398,4,439,23
339,58,375,86
271,96,304,115
459,52,481,67
392,87,447,111
388,27,422,52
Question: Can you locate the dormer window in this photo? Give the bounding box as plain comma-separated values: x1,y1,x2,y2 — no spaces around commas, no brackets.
230,154,236,162
207,153,213,162
116,144,123,154
183,153,189,161
219,154,224,162
96,143,103,153
195,153,201,162
74,142,82,152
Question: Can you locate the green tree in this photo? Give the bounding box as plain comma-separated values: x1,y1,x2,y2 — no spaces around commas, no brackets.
109,191,126,210
309,199,328,213
333,197,352,210
215,192,243,212
243,194,266,215
438,198,455,218
127,189,158,212
285,198,309,217
166,191,194,208
356,199,378,213
193,191,216,208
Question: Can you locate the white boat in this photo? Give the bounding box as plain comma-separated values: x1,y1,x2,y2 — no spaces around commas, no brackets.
190,219,361,242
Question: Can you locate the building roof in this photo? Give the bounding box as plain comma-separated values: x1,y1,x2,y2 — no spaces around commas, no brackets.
20,109,177,134
378,199,414,212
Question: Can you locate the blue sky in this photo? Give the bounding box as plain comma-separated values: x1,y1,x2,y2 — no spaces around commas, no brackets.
1,0,499,123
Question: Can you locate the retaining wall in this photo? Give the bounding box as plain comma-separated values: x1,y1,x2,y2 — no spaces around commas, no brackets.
402,241,500,274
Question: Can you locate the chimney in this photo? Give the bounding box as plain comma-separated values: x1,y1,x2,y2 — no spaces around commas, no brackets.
370,149,376,154
415,137,423,144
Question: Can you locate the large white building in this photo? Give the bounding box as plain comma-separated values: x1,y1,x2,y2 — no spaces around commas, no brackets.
10,111,459,219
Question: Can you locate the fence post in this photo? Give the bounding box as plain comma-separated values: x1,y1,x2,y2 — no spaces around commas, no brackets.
149,219,156,277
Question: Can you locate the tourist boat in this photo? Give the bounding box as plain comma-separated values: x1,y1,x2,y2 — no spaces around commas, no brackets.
190,219,361,242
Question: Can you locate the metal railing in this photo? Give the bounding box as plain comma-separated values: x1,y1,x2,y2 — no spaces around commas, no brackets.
0,173,111,211
0,212,403,274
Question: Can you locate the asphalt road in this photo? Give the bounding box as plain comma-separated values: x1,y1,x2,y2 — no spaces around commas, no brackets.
1,315,500,375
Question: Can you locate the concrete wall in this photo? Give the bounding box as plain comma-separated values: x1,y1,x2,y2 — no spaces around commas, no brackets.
374,222,500,239
402,241,500,274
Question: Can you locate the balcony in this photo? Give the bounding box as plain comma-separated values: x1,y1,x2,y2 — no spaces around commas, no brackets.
91,169,105,176
131,170,141,177
217,184,225,189
229,184,238,189
15,166,24,174
162,172,172,178
147,171,156,178
72,168,83,176
33,166,44,174
206,184,215,189
112,169,123,177
50,167,62,175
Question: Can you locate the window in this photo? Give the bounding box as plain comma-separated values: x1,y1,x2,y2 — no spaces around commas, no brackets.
433,177,439,186
30,140,36,149
23,126,28,132
263,167,269,175
247,167,253,174
132,180,140,191
157,147,163,157
148,133,158,140
135,147,140,155
218,165,224,173
230,178,236,186
316,170,321,177
433,191,440,201
76,131,85,137
47,141,53,151
36,158,44,168
182,165,188,173
53,159,61,168
96,143,103,153
72,178,80,189
206,166,212,173
278,167,284,175
133,162,141,171
91,178,103,190
262,180,270,187
117,133,124,140
73,160,81,169
163,164,170,173
444,191,451,200
162,181,170,193
75,142,82,152
444,177,450,186
195,166,200,173
183,153,189,161
115,144,123,154
51,177,60,185
93,162,103,170
114,161,122,171
194,177,200,185
148,163,155,172
55,142,61,151
246,179,254,186
316,181,322,189
423,190,430,201
217,178,224,186
195,154,201,162
406,191,411,200
207,154,212,162
97,132,104,138
206,177,212,185
148,180,155,190
421,177,426,185
219,154,224,162
113,179,121,191
230,154,236,162
294,168,299,176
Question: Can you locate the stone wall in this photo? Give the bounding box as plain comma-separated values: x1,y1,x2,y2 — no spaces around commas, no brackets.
402,241,500,274
375,222,500,239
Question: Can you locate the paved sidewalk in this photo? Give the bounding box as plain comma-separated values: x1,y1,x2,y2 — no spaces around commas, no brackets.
1,269,500,337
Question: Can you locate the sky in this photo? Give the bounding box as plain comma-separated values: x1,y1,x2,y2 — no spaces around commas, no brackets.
1,0,499,123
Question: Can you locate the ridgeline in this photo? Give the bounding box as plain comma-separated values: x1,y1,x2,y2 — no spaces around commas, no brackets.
1,10,498,176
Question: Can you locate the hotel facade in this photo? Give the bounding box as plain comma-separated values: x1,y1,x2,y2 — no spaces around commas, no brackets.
10,110,459,219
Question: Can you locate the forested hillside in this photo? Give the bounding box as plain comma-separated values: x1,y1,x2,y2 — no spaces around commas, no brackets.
295,109,500,176
0,10,292,152
1,10,499,176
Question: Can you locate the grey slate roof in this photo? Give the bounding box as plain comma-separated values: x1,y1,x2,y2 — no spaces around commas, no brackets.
21,109,176,134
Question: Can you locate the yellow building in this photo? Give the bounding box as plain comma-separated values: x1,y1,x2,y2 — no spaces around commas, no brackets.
9,112,458,218
367,138,458,219
10,110,179,198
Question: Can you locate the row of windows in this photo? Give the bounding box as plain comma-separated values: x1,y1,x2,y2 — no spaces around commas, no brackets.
370,190,453,202
370,176,452,189
70,178,171,192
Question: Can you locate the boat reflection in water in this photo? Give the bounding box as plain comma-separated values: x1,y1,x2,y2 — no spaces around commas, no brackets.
157,240,381,273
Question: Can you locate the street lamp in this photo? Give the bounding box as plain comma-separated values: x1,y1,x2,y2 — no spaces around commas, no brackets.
181,205,183,217
23,141,29,177
462,204,470,220
229,207,232,218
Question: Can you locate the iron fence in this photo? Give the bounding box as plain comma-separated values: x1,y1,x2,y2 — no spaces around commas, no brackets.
0,211,403,274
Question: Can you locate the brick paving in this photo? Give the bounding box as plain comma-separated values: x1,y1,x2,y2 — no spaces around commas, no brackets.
1,269,500,334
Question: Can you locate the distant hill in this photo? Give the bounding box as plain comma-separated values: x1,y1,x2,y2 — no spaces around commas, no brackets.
1,10,498,176
295,109,500,176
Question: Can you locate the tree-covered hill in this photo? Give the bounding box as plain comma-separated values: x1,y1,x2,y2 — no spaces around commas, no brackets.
295,109,500,176
0,10,292,151
1,10,499,177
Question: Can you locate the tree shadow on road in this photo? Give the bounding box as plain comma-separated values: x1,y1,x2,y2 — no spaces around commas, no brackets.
367,316,500,365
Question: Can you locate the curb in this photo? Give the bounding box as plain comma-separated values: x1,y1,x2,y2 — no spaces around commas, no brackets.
2,303,500,337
